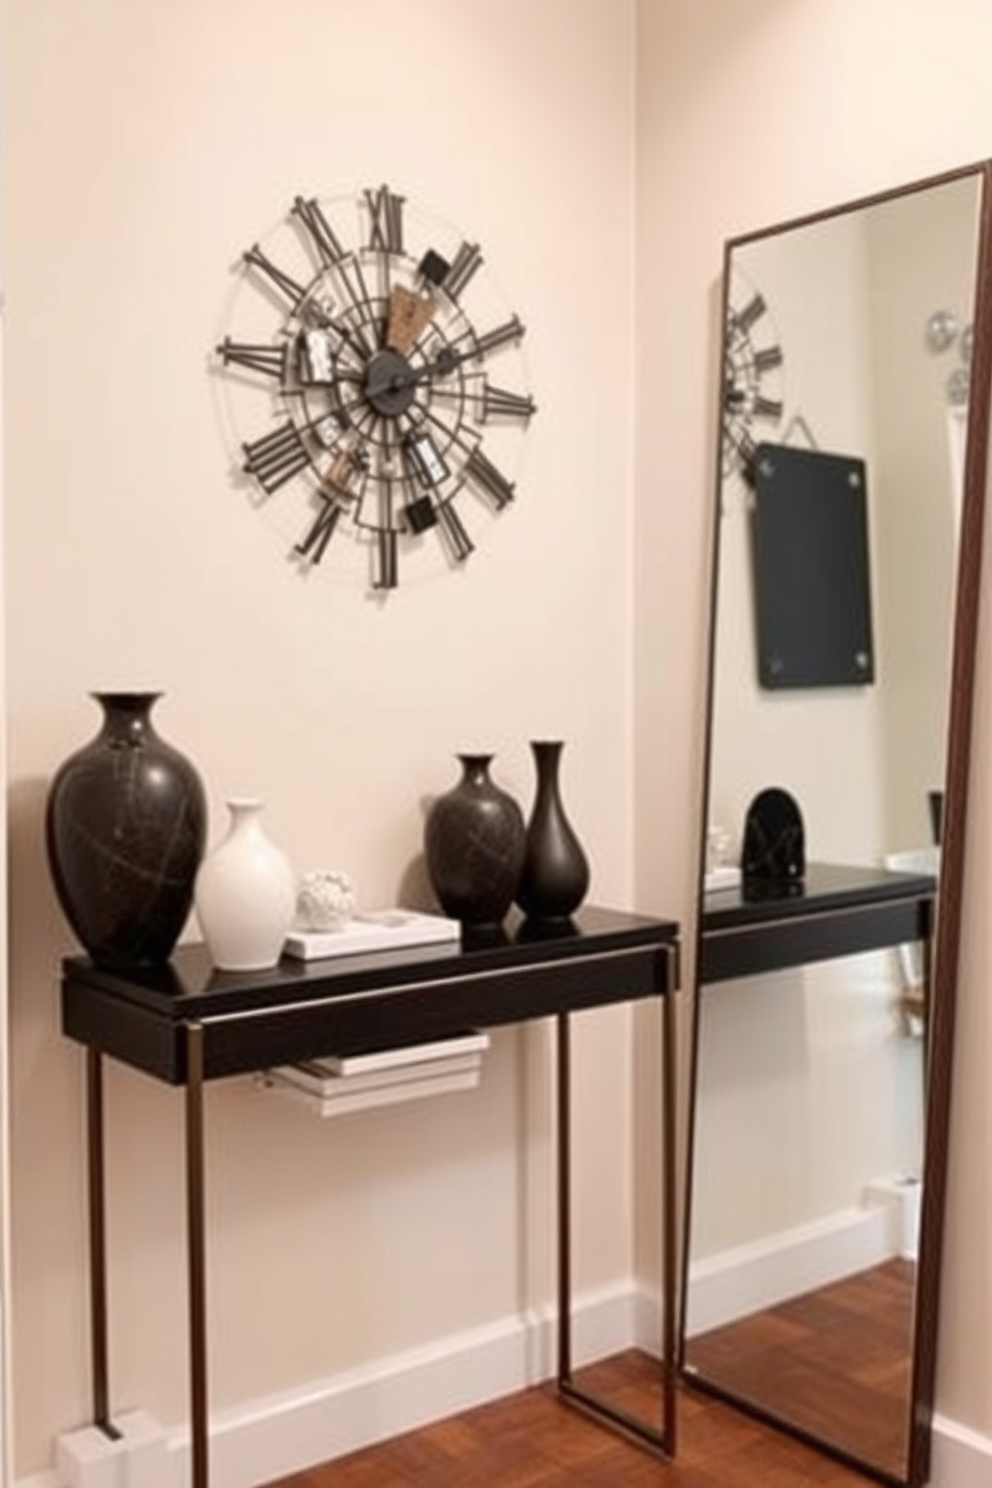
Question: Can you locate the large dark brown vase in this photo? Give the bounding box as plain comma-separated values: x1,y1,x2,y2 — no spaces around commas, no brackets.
45,692,207,967
516,740,590,921
424,753,526,927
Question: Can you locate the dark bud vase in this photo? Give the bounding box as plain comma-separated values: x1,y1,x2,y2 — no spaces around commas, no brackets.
45,692,208,968
424,753,526,928
516,740,590,921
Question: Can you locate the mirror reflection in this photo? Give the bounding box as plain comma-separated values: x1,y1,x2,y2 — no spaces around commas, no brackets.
681,170,984,1485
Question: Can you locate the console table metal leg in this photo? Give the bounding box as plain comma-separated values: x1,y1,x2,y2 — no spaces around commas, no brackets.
185,1023,209,1488
554,956,677,1456
85,1048,120,1441
556,1011,573,1387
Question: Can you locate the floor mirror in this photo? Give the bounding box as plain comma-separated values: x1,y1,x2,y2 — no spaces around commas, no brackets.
680,161,992,1488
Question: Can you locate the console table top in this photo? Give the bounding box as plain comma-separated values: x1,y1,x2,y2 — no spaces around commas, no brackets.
60,904,680,1083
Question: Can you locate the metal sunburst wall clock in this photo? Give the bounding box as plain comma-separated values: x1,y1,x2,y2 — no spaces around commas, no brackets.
722,265,785,484
214,184,536,592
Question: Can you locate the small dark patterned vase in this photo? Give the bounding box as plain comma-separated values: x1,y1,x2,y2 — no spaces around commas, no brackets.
424,753,526,927
515,740,590,921
45,692,208,967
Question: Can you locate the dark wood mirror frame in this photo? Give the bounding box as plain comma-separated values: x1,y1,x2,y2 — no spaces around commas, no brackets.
680,160,992,1488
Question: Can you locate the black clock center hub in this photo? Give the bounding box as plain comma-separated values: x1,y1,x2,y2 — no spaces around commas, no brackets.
364,350,417,417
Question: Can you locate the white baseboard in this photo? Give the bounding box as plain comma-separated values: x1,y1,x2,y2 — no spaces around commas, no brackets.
930,1413,992,1488
43,1281,636,1488
684,1203,894,1336
25,1264,992,1488
200,1286,633,1488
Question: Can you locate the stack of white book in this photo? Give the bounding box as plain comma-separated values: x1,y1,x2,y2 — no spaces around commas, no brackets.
258,1031,489,1118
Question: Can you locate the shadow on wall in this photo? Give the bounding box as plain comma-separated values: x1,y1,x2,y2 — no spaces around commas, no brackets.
7,776,70,1006
396,798,439,914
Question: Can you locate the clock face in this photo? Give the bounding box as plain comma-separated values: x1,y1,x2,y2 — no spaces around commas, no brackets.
214,185,535,592
722,266,785,484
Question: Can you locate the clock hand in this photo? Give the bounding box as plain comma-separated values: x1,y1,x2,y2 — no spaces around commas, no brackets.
386,317,525,393
381,343,475,395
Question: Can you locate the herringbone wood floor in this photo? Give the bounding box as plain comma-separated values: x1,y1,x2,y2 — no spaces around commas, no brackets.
266,1352,876,1488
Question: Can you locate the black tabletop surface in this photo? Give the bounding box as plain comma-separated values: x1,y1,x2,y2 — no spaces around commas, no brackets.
61,903,679,1021
61,904,680,1082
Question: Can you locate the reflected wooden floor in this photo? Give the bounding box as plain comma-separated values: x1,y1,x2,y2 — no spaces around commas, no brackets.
684,1258,916,1478
266,1351,875,1488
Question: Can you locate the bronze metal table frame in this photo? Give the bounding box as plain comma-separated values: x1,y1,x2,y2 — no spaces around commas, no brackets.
62,905,681,1488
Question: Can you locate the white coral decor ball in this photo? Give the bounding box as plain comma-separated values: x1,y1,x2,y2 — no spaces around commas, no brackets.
296,870,356,930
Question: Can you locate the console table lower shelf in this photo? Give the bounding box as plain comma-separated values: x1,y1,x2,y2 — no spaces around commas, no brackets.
60,904,681,1488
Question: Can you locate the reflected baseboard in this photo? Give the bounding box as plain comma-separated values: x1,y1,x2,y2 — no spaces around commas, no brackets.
685,1199,905,1338
863,1175,921,1262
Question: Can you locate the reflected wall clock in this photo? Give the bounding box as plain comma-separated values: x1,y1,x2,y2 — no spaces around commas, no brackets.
722,266,785,483
214,185,536,592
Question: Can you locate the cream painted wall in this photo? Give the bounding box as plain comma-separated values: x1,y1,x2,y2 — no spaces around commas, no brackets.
635,0,992,1444
0,0,637,1475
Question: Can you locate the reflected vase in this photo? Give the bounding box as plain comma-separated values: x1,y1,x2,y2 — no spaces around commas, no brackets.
45,691,207,968
194,799,297,971
516,740,590,921
424,754,526,927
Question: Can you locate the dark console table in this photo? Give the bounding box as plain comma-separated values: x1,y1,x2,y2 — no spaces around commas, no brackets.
699,862,936,986
60,904,681,1488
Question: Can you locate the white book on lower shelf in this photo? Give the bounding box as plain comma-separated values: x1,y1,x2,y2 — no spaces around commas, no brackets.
257,1031,490,1118
272,1048,486,1098
258,1064,482,1118
319,1030,490,1077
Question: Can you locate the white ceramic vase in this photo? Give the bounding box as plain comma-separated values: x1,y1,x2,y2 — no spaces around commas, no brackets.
194,798,296,971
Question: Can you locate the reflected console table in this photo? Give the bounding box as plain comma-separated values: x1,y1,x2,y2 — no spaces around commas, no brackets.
686,865,938,1471
700,862,936,987
60,904,681,1488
